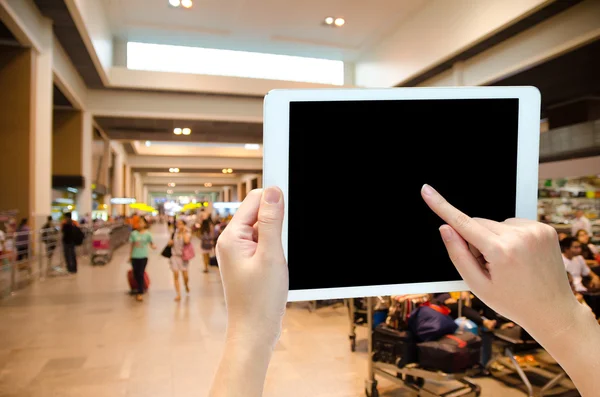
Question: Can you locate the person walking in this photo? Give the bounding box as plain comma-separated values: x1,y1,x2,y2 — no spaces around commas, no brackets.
61,212,79,274
168,219,192,301
129,217,156,302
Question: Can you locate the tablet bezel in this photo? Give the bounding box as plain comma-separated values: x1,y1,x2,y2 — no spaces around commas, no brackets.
263,86,541,302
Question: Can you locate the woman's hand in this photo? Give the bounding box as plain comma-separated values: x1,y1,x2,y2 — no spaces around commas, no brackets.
215,187,288,344
209,187,287,397
420,184,579,337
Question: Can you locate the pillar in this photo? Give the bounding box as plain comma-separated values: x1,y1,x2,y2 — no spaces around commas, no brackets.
245,179,253,196
112,152,124,216
77,111,93,217
52,109,92,218
0,39,53,231
257,175,263,189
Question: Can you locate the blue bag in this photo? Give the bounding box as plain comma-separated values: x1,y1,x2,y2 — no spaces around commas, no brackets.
408,304,458,342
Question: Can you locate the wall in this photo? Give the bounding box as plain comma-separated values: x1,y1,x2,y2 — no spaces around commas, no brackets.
0,47,33,219
52,110,82,175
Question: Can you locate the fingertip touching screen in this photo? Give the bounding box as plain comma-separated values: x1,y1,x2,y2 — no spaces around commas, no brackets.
288,99,519,291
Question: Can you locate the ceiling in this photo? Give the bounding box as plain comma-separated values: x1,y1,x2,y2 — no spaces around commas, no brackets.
94,116,263,144
33,0,104,87
399,0,584,87
102,0,429,61
491,38,600,118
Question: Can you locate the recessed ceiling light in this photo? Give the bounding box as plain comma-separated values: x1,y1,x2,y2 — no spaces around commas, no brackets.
334,17,345,27
324,16,334,25
181,0,193,8
169,168,180,173
182,127,191,135
174,128,182,135
222,169,227,173
167,189,173,194
168,182,176,187
204,183,212,187
244,143,260,150
227,168,233,173
145,140,151,147
168,0,181,7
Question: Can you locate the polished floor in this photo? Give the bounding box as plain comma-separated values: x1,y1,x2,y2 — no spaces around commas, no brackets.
0,224,577,396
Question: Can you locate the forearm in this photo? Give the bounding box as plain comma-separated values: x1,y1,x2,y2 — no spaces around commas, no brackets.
528,300,600,396
208,334,275,397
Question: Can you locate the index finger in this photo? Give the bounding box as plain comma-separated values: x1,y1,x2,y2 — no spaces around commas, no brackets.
421,184,496,252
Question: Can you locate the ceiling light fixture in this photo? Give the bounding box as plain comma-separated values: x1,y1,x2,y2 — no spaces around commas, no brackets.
174,128,182,135
145,140,152,147
169,0,181,7
244,143,260,150
334,17,345,27
324,16,334,25
168,182,176,187
169,168,180,173
181,0,193,8
167,189,173,194
204,183,213,187
222,168,233,174
182,127,191,135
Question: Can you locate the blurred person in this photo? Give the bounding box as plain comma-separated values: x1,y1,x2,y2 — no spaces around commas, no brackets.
576,229,599,267
129,217,156,302
41,216,59,263
2,220,16,264
561,236,600,293
61,212,79,274
208,186,600,397
15,218,31,261
168,219,191,301
571,209,592,237
199,217,214,273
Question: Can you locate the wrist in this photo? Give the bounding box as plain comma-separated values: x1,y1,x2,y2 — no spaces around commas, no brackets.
226,319,282,349
524,295,587,346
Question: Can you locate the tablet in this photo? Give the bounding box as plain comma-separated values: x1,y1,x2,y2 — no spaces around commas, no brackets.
263,86,541,302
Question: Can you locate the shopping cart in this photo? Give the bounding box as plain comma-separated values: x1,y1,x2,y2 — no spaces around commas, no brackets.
91,227,112,265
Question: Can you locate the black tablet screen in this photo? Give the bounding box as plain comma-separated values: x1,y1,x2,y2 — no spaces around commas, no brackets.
288,99,519,291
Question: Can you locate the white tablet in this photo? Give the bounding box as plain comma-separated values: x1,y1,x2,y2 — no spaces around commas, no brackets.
263,86,541,302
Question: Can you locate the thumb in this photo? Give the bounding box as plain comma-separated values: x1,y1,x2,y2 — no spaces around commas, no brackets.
256,186,284,253
439,224,490,291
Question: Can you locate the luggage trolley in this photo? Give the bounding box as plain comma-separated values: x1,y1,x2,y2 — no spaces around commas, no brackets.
364,296,482,397
91,227,112,265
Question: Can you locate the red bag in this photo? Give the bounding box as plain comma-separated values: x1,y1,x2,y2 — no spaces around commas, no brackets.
127,269,150,291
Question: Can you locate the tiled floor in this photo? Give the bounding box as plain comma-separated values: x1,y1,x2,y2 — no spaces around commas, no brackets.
0,224,577,396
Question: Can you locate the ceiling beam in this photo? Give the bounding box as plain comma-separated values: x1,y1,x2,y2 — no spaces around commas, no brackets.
127,155,262,171
87,89,263,123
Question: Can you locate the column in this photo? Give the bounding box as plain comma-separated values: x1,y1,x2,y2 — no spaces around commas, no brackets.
142,186,149,206
236,182,245,201
245,179,253,196
257,175,263,189
123,164,131,215
77,111,93,217
0,37,53,231
52,109,92,218
112,152,124,216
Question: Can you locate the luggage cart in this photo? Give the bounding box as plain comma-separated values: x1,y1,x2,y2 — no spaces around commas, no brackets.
91,227,112,265
364,296,482,397
347,297,368,352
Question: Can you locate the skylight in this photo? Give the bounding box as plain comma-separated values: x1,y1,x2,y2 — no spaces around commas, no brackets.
127,42,344,85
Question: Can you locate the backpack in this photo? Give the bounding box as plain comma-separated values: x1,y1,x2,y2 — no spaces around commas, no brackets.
73,225,85,246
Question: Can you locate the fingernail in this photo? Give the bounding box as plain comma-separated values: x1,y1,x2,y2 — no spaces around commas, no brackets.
422,184,436,196
439,225,453,242
264,187,281,204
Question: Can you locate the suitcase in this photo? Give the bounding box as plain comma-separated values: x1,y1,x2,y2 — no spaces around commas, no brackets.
372,323,417,368
209,255,218,267
417,332,481,373
128,269,150,291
